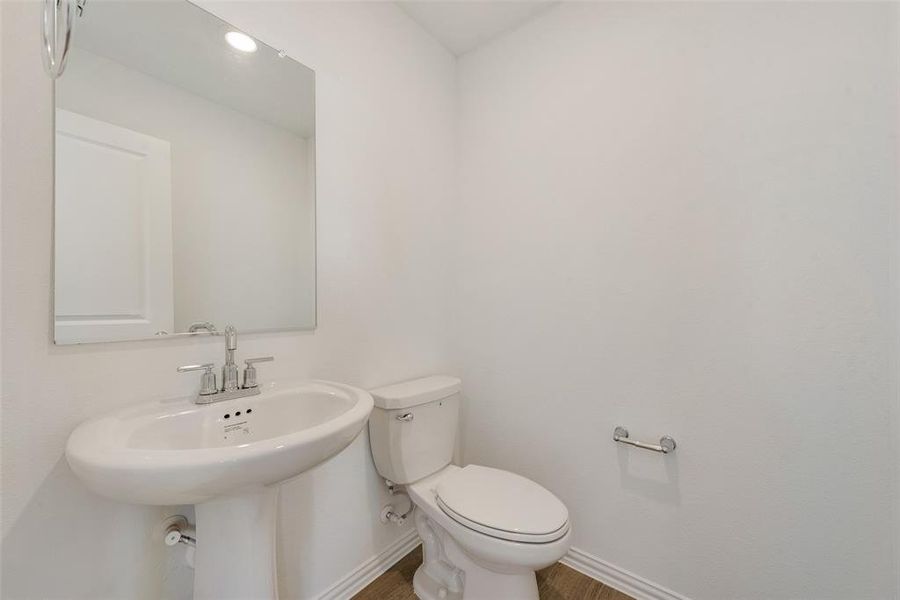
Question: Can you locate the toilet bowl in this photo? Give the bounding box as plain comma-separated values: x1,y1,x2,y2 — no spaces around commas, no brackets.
368,376,572,600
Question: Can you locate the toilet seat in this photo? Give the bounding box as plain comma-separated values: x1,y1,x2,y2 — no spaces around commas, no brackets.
435,465,569,544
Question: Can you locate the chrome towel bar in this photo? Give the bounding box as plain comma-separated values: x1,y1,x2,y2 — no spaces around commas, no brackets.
613,426,676,454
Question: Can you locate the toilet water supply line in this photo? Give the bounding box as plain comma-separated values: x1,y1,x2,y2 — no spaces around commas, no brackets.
382,480,415,525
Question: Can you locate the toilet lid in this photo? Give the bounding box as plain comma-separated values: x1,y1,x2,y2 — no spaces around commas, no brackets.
436,465,569,543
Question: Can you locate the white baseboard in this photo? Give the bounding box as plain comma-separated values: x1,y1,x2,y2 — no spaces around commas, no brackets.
315,533,687,600
316,529,421,600
561,547,691,600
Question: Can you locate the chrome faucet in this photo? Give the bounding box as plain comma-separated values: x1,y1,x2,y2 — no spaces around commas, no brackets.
222,325,239,392
177,325,274,404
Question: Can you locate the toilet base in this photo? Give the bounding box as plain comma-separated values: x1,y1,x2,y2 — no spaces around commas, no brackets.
415,508,540,600
413,555,538,600
442,540,539,600
414,566,464,600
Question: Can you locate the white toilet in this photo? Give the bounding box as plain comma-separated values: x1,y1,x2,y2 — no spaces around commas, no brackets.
369,376,571,600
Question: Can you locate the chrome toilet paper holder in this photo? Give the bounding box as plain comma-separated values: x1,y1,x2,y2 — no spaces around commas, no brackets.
613,426,676,454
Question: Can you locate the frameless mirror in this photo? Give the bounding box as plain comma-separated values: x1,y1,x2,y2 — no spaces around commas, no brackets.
53,0,315,344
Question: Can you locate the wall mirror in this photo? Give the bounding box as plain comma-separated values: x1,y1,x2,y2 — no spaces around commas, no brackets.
53,0,316,344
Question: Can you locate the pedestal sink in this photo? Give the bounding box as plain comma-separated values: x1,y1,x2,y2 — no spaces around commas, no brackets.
66,379,374,599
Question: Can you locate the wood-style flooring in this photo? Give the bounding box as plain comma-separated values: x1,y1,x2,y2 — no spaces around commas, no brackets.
352,546,635,600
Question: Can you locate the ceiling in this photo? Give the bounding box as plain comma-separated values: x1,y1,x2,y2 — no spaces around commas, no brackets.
396,1,558,56
72,1,315,137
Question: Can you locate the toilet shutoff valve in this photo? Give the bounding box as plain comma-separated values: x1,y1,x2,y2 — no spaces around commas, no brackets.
380,505,408,525
158,515,196,548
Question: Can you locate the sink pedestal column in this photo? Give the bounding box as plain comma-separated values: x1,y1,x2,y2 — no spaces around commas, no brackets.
193,486,279,599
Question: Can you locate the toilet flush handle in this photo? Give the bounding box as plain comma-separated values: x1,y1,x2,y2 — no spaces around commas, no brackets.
396,413,414,422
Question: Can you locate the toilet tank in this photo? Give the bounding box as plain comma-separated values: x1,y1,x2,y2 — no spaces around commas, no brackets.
368,375,461,484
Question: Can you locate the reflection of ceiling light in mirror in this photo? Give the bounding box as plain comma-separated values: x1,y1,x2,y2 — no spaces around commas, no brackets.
225,31,257,53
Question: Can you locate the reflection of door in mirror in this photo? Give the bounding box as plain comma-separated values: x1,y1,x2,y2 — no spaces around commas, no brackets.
52,0,316,344
54,109,174,343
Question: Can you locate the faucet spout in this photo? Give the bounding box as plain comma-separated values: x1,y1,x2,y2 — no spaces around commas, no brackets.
225,325,237,352
222,325,239,392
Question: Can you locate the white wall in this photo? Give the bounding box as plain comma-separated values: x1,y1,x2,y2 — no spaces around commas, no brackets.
1,1,455,598
57,48,315,334
4,2,899,600
455,3,899,600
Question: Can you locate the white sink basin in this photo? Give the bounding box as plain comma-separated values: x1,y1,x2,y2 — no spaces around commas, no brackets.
67,379,373,506
66,379,374,599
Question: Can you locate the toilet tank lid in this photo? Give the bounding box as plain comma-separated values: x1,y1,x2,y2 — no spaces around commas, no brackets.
370,375,461,410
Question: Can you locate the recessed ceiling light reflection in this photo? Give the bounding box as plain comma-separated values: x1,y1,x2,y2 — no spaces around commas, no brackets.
225,31,258,53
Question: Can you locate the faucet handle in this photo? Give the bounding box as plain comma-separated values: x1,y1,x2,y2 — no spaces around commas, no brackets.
244,356,274,365
177,363,218,396
242,356,274,389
